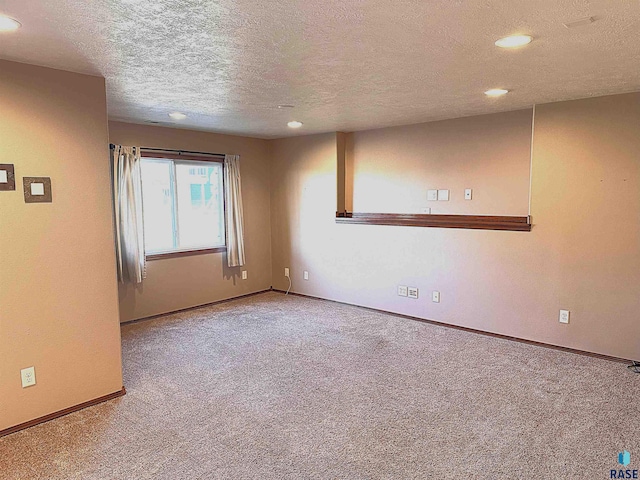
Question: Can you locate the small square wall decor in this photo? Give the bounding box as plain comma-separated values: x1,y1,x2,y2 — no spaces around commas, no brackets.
0,164,16,191
23,177,52,203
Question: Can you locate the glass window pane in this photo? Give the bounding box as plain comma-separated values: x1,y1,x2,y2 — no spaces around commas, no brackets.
141,159,175,252
174,162,225,249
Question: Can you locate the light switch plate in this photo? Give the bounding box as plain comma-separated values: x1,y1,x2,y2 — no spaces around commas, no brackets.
465,188,472,200
432,291,440,303
437,189,450,201
408,287,419,299
427,190,438,201
397,285,408,297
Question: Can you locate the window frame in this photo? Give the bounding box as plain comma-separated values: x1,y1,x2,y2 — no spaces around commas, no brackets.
140,151,227,261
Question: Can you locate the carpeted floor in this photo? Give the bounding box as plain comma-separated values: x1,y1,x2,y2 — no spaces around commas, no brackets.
1,291,638,479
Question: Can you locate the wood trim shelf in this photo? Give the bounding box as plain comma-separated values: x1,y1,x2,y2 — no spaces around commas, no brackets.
336,212,532,231
0,387,126,438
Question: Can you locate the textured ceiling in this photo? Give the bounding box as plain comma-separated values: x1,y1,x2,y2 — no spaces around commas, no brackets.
1,0,639,138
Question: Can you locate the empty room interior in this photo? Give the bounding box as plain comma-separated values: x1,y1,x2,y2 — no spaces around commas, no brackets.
1,1,639,479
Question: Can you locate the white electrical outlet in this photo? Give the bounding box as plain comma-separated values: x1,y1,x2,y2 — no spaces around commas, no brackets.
398,285,408,297
465,188,472,200
21,367,36,388
427,190,438,201
303,271,309,280
241,270,247,280
437,189,450,201
559,309,570,324
284,268,290,277
421,207,431,214
408,287,419,299
432,291,440,303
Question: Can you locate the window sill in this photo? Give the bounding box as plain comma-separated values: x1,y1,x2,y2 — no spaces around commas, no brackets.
146,246,227,261
336,212,531,231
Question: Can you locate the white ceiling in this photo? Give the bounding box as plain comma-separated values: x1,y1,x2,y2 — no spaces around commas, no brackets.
1,0,639,138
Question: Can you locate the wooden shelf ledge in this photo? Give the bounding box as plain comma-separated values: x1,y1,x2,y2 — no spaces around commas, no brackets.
335,212,531,231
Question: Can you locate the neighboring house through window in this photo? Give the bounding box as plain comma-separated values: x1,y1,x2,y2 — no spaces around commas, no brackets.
140,155,225,256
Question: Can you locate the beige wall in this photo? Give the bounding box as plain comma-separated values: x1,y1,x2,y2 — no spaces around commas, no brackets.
270,93,640,360
109,122,272,322
352,109,532,215
0,61,123,431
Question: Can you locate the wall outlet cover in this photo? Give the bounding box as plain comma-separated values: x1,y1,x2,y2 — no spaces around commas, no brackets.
465,188,472,200
432,291,440,303
284,268,290,277
559,309,570,324
397,285,408,297
408,287,419,299
437,189,450,201
21,366,36,388
303,271,309,280
242,270,247,280
421,207,431,214
427,190,438,201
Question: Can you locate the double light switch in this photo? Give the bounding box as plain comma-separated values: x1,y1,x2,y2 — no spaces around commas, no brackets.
427,189,449,201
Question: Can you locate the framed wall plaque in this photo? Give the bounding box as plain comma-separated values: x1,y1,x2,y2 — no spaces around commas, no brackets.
0,164,15,191
23,177,52,203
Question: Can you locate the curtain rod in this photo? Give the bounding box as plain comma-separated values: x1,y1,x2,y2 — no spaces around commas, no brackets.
109,144,225,158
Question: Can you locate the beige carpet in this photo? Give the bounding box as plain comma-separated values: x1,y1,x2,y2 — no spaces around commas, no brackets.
1,291,638,479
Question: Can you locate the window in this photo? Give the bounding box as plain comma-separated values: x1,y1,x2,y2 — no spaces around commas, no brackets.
140,157,225,256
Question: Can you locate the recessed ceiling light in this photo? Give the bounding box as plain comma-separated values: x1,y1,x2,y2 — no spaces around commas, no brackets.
277,105,294,109
287,121,303,128
495,35,532,48
484,89,509,97
168,112,187,120
0,15,21,32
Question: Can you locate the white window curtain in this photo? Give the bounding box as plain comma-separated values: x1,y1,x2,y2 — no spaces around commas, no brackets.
224,154,246,267
112,145,146,284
